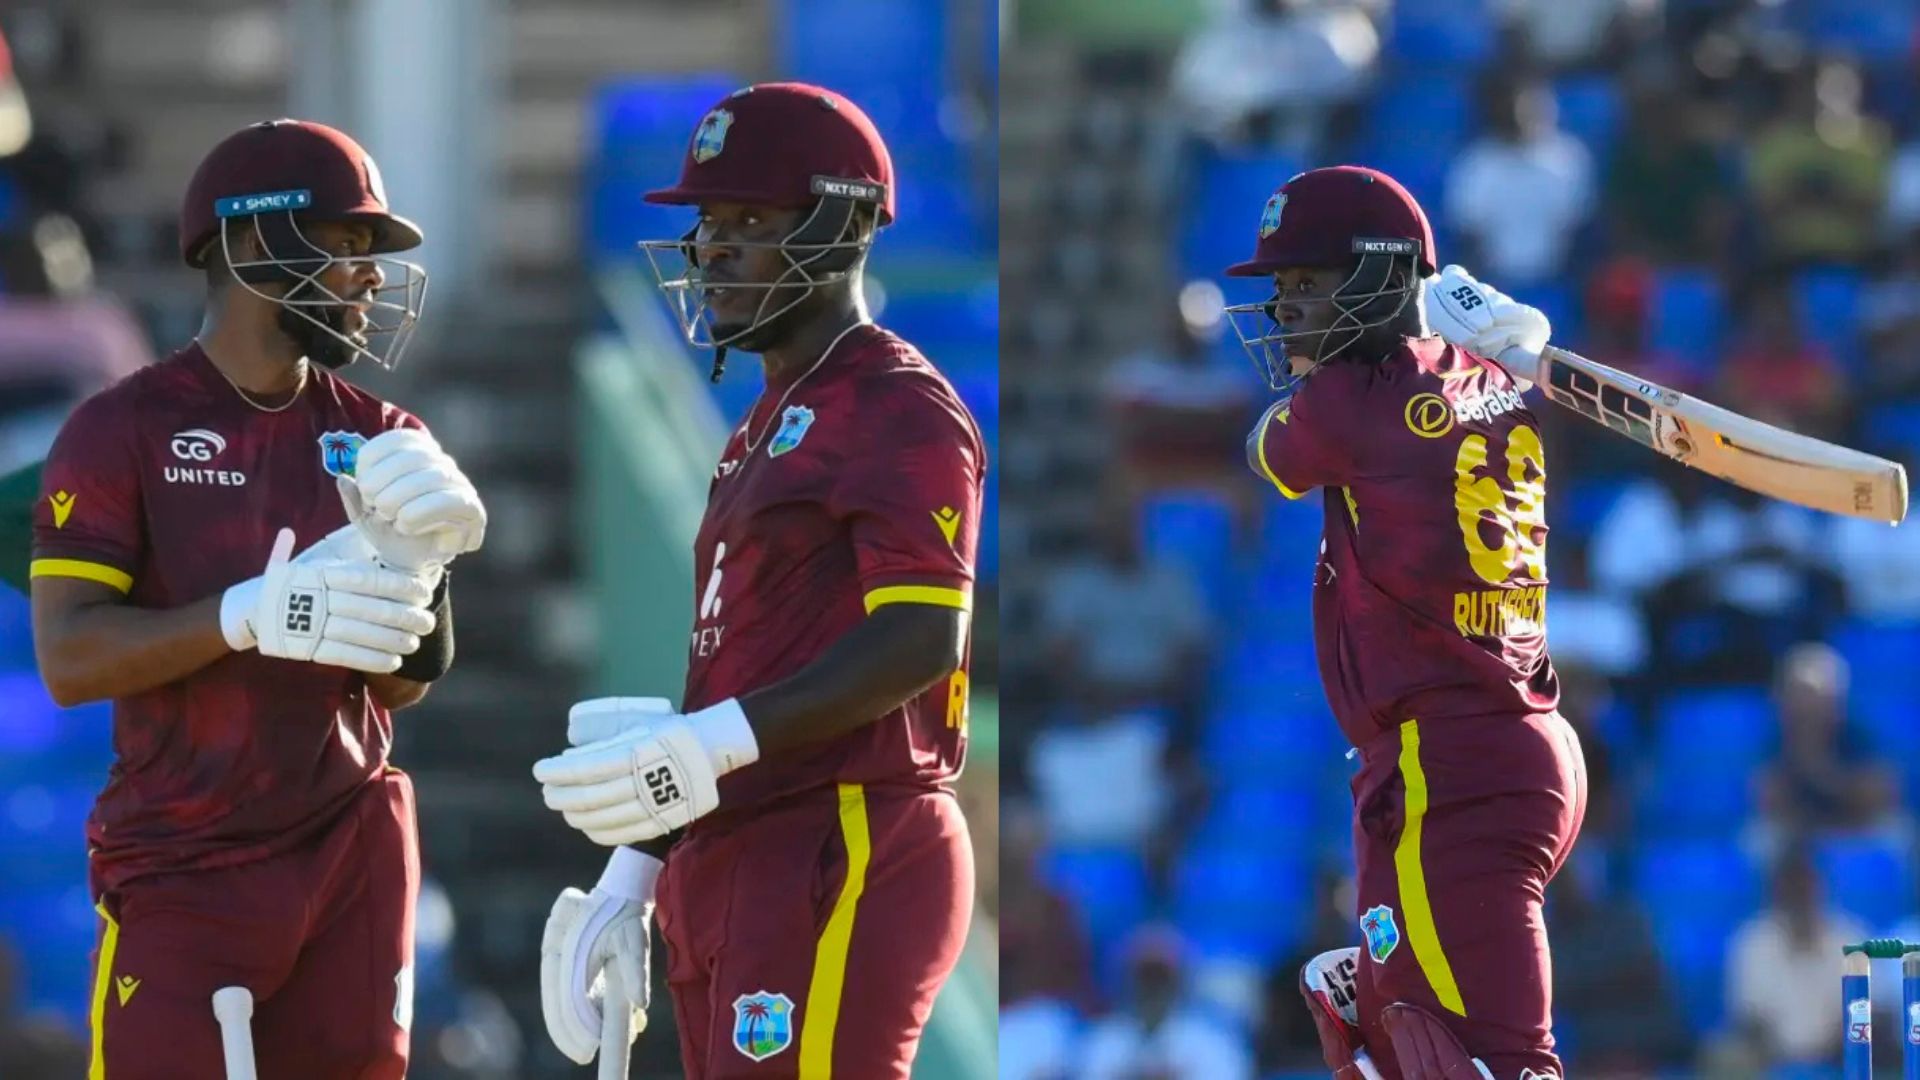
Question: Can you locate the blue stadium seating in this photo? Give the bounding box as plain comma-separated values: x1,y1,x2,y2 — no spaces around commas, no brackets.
1557,477,1631,533
1815,833,1916,928
1139,490,1237,617
1180,149,1304,278
0,781,95,888
777,0,946,114
1649,268,1726,363
0,882,96,1020
1794,267,1865,370
1172,845,1311,963
1199,782,1328,852
1863,400,1920,459
1791,0,1917,65
1652,688,1776,769
1632,839,1763,926
1643,906,1732,1034
1554,76,1624,163
1201,695,1344,785
1382,0,1496,71
1043,846,1151,967
1830,617,1920,692
0,587,33,670
585,74,743,261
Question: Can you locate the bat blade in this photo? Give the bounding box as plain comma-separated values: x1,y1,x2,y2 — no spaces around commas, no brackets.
1531,345,1908,524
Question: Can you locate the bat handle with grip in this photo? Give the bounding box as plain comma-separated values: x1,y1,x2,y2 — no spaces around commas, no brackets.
211,985,257,1080
598,969,633,1080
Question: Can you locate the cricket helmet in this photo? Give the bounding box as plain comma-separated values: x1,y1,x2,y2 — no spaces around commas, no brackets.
180,119,428,369
638,81,893,359
1224,165,1434,393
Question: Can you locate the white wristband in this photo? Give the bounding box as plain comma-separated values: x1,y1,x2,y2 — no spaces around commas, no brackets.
597,846,664,903
687,697,760,776
218,582,257,651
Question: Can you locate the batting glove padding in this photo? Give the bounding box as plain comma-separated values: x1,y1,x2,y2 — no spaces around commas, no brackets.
219,528,437,673
533,698,759,846
1423,264,1550,390
339,429,486,572
540,847,659,1066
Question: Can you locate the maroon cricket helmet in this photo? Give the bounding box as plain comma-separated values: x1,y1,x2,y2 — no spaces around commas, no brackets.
1225,165,1436,279
642,81,894,224
179,119,423,268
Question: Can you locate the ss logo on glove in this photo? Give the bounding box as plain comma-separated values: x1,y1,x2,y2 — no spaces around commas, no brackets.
286,592,316,634
1448,285,1484,311
642,767,682,807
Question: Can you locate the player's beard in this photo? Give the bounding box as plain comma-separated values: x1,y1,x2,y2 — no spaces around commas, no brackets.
276,286,365,370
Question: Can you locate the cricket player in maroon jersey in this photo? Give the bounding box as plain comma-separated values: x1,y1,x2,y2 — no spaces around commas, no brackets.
1224,166,1586,1079
28,119,487,1078
529,83,983,1078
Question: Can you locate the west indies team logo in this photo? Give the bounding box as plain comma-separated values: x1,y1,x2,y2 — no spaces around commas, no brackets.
731,991,795,1062
693,108,734,163
767,405,816,458
1258,192,1287,238
318,430,368,478
1361,905,1400,964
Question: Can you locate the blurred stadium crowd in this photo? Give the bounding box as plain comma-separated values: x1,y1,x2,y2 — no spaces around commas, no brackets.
1002,0,1920,1076
0,2,995,1077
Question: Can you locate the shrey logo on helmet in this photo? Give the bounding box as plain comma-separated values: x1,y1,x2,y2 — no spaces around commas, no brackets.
636,82,896,378
1222,165,1436,396
179,118,428,370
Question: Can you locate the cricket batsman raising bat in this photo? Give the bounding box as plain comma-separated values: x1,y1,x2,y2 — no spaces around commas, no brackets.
1226,165,1583,1079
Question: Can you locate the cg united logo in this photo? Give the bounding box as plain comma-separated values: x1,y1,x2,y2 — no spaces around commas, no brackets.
1405,393,1455,439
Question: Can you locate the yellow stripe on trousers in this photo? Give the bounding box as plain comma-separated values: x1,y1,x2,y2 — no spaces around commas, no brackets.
798,782,873,1078
89,901,121,1079
1393,719,1468,1016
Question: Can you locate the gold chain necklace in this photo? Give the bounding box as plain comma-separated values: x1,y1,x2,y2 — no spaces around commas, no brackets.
740,321,868,456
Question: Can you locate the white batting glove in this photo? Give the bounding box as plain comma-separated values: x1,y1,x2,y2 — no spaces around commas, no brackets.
219,528,437,674
533,698,760,846
1423,264,1551,389
339,429,486,572
540,847,659,1066
295,524,442,592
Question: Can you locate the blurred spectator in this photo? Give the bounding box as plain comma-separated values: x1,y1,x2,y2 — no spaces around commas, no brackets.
1101,284,1260,531
1755,643,1899,839
1170,0,1379,153
0,24,29,158
1079,926,1252,1080
1746,57,1891,269
1547,856,1693,1071
1860,235,1920,401
1716,841,1866,1069
1027,703,1174,851
1000,996,1078,1080
1717,274,1848,438
1036,492,1214,728
1496,0,1646,72
1603,79,1735,266
1445,76,1596,286
1000,800,1096,1010
1590,464,1844,684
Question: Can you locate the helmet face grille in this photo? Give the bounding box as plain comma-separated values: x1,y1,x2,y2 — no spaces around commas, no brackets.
218,212,428,370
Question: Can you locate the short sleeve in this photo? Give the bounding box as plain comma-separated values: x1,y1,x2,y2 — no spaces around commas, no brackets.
31,392,144,593
827,378,984,616
1246,366,1362,499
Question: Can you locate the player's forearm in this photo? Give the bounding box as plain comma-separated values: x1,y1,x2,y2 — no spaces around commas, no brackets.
34,593,231,706
737,603,965,757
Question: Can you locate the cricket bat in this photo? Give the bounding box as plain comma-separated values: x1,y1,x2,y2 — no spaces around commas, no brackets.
1514,345,1909,524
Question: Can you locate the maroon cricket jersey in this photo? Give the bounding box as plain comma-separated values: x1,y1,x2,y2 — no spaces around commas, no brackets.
30,343,421,891
1250,337,1560,747
685,325,985,819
